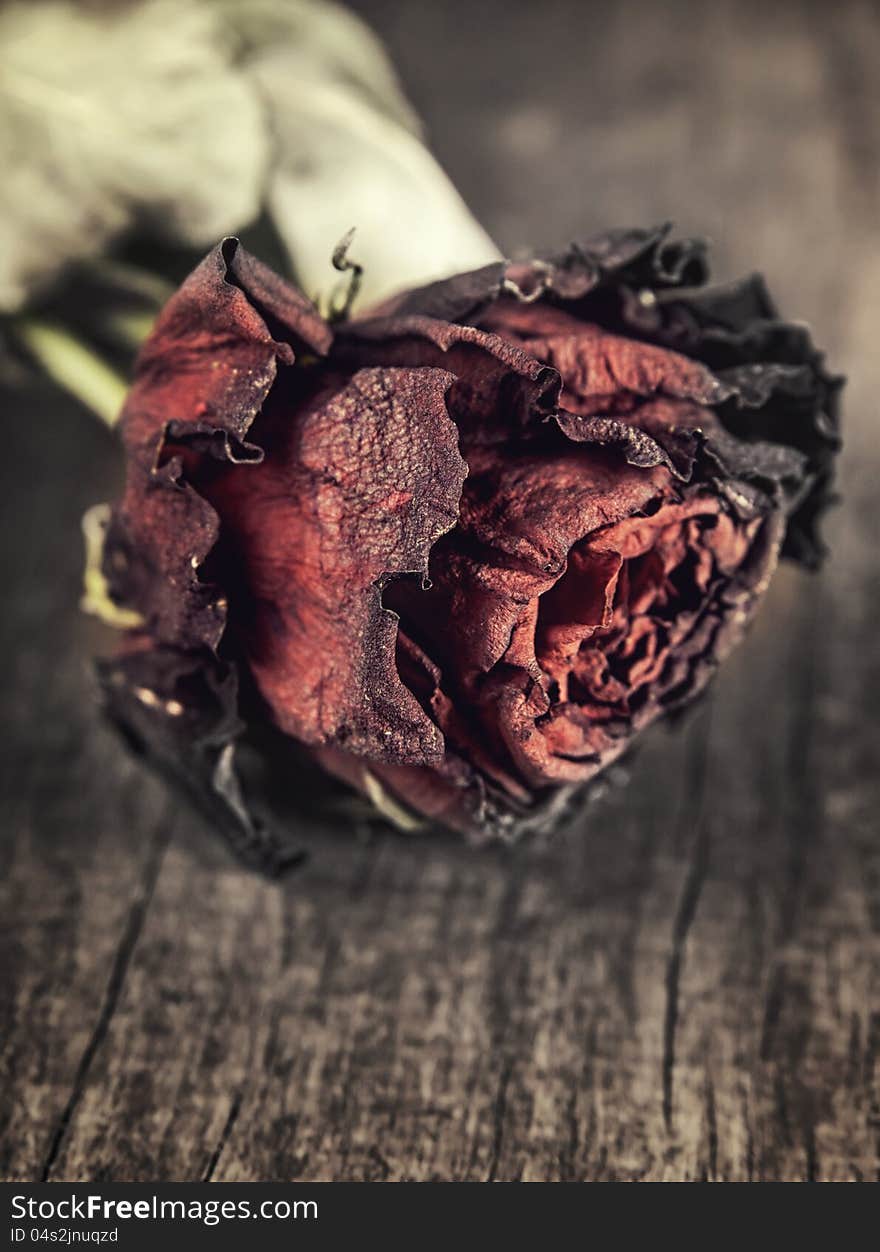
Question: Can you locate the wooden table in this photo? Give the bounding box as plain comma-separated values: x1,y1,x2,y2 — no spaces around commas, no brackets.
2,0,878,1182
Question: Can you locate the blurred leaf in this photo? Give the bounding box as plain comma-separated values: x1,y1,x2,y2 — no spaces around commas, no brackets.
245,36,501,308
0,0,270,312
81,504,145,630
10,316,128,425
216,0,423,136
362,768,425,833
1,0,500,327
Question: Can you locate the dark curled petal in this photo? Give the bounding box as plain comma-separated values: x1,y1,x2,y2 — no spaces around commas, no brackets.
716,362,810,408
712,360,839,564
221,239,334,359
496,228,840,567
388,226,689,319
554,412,699,479
123,237,330,456
104,237,330,650
104,455,225,651
337,314,560,443
312,740,490,838
512,224,709,304
372,261,507,322
202,366,468,764
517,319,732,409
98,644,304,875
554,404,787,524
699,422,810,500
639,280,840,532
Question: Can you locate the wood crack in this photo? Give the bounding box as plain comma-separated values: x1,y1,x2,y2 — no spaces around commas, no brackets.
662,722,712,1132
39,820,170,1181
485,1061,513,1183
201,1091,243,1183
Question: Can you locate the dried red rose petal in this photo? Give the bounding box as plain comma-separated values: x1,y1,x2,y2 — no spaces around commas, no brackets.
100,228,841,870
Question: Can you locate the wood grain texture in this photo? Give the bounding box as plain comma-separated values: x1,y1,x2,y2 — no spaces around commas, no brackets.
1,0,878,1182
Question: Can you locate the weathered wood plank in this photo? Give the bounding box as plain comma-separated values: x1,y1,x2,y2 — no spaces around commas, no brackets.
0,403,174,1181
1,0,878,1182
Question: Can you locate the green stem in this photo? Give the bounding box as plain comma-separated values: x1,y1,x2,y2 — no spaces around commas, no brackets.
86,257,175,306
99,307,158,352
11,317,127,427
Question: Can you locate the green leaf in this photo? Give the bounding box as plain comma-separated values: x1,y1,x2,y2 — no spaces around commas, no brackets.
215,0,423,136
81,504,145,630
0,0,270,312
221,0,501,307
252,57,501,308
10,317,127,426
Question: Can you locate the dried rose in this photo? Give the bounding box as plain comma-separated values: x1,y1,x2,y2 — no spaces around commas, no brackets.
99,227,840,871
